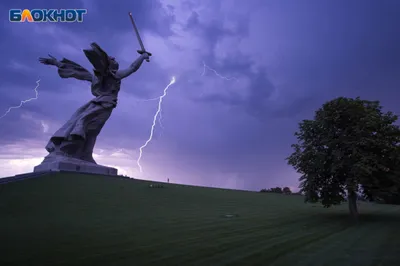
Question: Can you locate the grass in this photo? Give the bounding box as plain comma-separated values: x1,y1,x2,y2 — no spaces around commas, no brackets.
1,172,400,266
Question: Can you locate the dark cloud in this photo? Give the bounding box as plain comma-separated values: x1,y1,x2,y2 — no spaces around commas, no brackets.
0,113,44,144
1,0,399,190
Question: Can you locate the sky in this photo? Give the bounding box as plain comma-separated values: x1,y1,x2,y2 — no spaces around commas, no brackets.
0,0,399,191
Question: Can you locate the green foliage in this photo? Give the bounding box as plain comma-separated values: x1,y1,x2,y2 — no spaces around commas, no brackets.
260,187,284,193
283,187,292,194
287,97,400,213
271,187,283,193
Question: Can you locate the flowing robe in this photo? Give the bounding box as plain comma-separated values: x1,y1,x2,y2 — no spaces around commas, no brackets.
45,47,121,163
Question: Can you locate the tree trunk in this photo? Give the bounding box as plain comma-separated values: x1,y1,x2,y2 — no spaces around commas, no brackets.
348,190,359,219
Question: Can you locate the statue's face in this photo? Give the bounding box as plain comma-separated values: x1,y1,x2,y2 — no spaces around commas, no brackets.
108,56,119,71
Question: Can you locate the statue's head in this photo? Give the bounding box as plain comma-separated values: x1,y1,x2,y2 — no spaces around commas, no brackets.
108,56,119,71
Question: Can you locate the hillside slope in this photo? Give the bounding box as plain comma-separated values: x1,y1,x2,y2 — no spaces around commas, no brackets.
1,172,399,266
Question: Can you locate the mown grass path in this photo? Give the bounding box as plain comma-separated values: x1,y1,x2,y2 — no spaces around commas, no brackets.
1,173,399,265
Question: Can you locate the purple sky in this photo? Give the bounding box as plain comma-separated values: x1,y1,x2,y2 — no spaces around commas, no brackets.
0,0,399,191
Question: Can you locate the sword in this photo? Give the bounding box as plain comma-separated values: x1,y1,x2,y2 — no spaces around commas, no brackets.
128,12,151,62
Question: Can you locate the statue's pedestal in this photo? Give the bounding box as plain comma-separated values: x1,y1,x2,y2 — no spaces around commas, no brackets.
33,155,118,176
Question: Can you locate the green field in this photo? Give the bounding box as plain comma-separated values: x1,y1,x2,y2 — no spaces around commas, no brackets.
1,173,400,266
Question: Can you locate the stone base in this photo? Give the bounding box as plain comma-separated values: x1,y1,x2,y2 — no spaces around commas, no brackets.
33,155,118,176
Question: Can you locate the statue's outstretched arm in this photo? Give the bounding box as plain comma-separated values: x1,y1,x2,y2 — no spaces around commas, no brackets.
115,54,149,79
39,55,93,82
57,59,93,82
64,67,93,82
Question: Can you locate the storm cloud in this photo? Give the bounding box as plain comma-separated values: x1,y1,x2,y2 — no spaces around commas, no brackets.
0,0,399,191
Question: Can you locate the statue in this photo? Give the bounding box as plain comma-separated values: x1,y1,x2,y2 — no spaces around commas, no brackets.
33,42,151,175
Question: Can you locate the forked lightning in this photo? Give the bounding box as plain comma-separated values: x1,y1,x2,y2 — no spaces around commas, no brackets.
0,79,41,120
136,76,176,173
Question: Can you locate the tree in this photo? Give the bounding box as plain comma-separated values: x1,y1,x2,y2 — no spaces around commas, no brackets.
260,187,286,194
283,187,292,194
287,97,400,219
271,187,283,193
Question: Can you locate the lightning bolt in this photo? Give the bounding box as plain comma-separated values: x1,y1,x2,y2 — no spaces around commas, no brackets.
199,62,238,97
135,96,167,131
157,109,165,137
201,61,238,81
137,76,176,173
0,79,41,120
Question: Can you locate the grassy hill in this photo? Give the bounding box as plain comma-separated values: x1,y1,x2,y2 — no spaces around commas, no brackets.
1,172,400,266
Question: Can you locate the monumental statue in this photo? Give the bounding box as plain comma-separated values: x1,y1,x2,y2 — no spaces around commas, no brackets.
34,13,151,175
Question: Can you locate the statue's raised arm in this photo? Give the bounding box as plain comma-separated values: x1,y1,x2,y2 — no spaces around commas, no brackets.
39,54,93,82
115,52,151,80
114,12,152,80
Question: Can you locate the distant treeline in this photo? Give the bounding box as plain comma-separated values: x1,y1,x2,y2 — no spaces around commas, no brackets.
259,187,302,195
360,193,400,205
259,187,400,204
